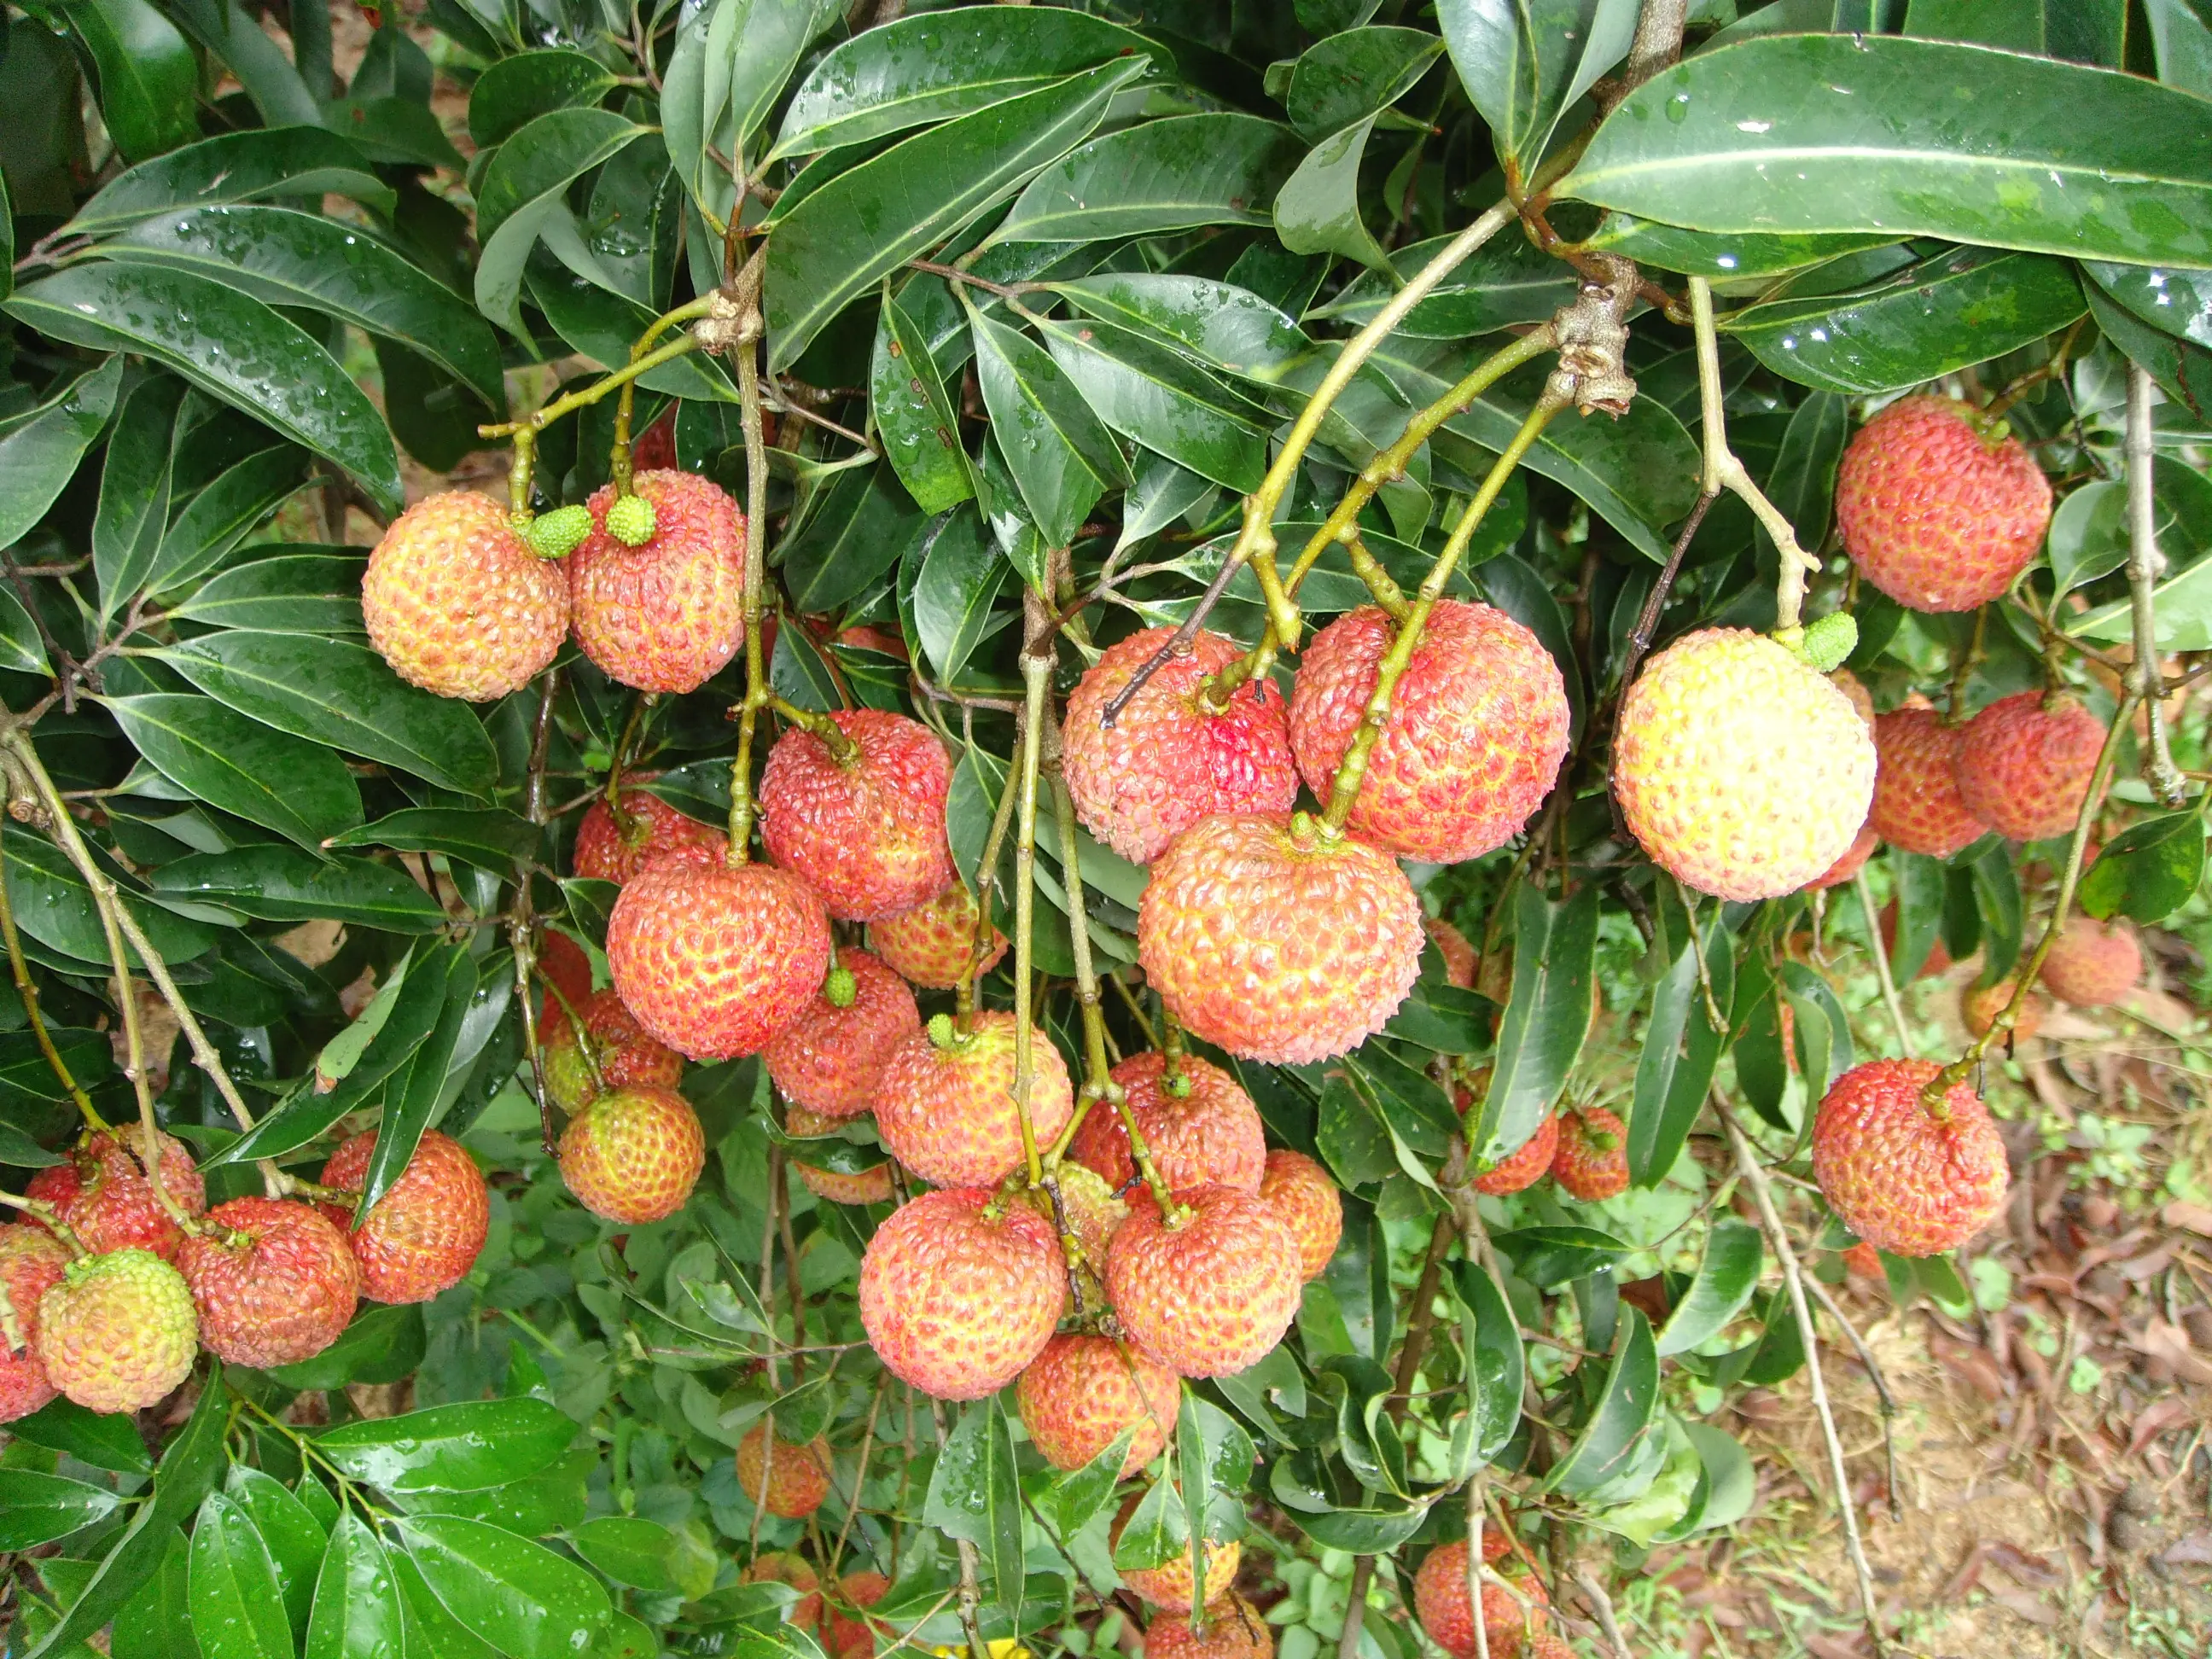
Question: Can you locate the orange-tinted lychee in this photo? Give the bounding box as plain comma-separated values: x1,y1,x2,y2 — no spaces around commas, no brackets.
2039,913,2141,1008
1960,976,2046,1042
1413,1543,1552,1659
1869,706,1988,859
319,1129,489,1304
1469,1107,1558,1196
1111,1491,1242,1610
541,987,684,1113
1016,1333,1179,1476
868,882,1006,989
1144,1598,1275,1659
364,492,568,701
178,1197,359,1369
874,1011,1074,1190
1257,1149,1341,1281
1811,1059,2008,1257
572,789,723,885
1953,691,2106,842
734,1421,832,1518
761,710,956,922
1069,1052,1265,1196
570,470,745,693
557,1084,705,1224
786,1106,895,1207
0,1224,68,1422
858,1187,1065,1400
764,952,920,1119
27,1127,206,1262
1106,1185,1301,1377
1551,1105,1628,1202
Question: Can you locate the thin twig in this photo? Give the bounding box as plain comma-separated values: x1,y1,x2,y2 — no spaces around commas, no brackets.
1804,1272,1905,1523
2125,363,2186,806
1570,1567,1637,1659
1854,866,1914,1059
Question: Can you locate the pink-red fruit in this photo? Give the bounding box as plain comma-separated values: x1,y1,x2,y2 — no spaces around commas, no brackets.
1016,1333,1180,1477
763,952,920,1118
570,470,745,693
0,1225,68,1421
1953,691,2107,842
1257,1149,1342,1281
1470,1109,1559,1196
1112,1493,1243,1610
1069,1051,1265,1196
858,1187,1065,1400
1811,1059,2008,1257
1413,1544,1551,1659
2039,914,2142,1007
37,1248,198,1414
27,1128,207,1262
1868,707,1987,859
1107,1185,1301,1377
557,1084,705,1223
573,789,723,884
319,1129,489,1304
734,1422,833,1518
178,1197,360,1368
364,492,568,701
1144,1598,1274,1659
541,988,684,1113
761,710,956,921
1551,1106,1629,1202
868,882,1006,987
874,1011,1074,1190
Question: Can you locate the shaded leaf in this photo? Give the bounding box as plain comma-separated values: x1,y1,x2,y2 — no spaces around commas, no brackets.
1473,884,1599,1162
0,355,124,551
1655,1220,1763,1357
994,113,1301,243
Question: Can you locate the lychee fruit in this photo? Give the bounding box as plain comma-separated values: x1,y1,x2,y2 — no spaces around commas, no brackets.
362,492,568,702
763,952,920,1119
1289,600,1570,864
606,858,830,1061
536,929,595,1020
572,789,723,885
27,1127,207,1262
319,1128,489,1304
760,710,957,922
1810,1059,2008,1257
1061,626,1297,864
1256,1149,1341,1281
824,1573,888,1659
1069,1052,1265,1196
1831,668,1876,728
1960,976,2046,1042
2039,914,2141,1007
1025,1162,1128,1272
557,1084,705,1224
1953,691,2106,842
868,882,1006,988
178,1197,360,1369
1469,1108,1558,1196
1551,1105,1628,1202
1144,1597,1275,1659
1868,705,1988,859
733,1421,832,1519
540,988,684,1113
0,1225,69,1422
1842,1240,1883,1279
1106,1185,1301,1377
1835,396,2052,614
36,1248,198,1414
570,470,745,693
857,1186,1065,1400
1613,629,1876,902
1016,1333,1179,1476
1413,1543,1551,1659
1112,1491,1242,1610
742,1551,822,1631
1428,917,1477,989
786,1107,895,1207
874,1011,1074,1190
1803,820,1877,892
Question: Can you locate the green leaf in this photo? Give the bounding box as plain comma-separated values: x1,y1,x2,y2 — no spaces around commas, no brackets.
1313,228,1577,340
164,550,365,634
992,112,1301,243
1904,0,2125,61
0,355,124,550
65,128,392,236
1452,1265,1524,1464
1473,884,1599,1162
350,948,489,1213
2077,811,2207,923
1047,272,1310,385
317,1400,577,1495
1286,26,1446,142
1679,1423,1758,1532
54,0,196,160
1578,214,1897,278
0,1470,122,1549
1493,1224,1630,1288
2086,275,2212,422
1627,917,1732,1188
224,1469,324,1641
2148,0,2212,98
394,1516,611,1659
473,110,649,335
1273,116,1388,271
151,445,312,595
1038,317,1267,492
469,49,617,148
167,0,318,131
268,1305,427,1391
113,1530,199,1659
99,695,364,853
568,1518,716,1601
92,375,185,623
923,1398,1024,1620
973,313,1125,547
8,1394,154,1474
1548,1307,1659,1496
1780,959,1851,1097
304,1516,404,1659
1760,390,1848,563
189,1493,294,1659
0,585,48,678
661,0,838,222
872,294,976,515
325,808,541,872
1438,0,1638,177
149,846,445,930
2,821,222,970
525,269,737,403
1655,1220,1763,1357
777,463,931,614
1033,1428,1135,1540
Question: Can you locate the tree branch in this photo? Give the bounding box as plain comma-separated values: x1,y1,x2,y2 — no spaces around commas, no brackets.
2124,363,2186,806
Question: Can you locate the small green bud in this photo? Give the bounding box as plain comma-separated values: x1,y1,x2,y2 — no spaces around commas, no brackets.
1161,1068,1192,1100
605,492,657,547
926,1011,958,1049
1797,611,1860,674
824,966,857,1009
525,504,592,560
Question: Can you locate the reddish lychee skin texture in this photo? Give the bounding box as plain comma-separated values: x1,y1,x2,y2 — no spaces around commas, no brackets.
786,1108,896,1206
0,1225,69,1422
38,1249,198,1415
1961,978,2046,1041
1070,1051,1266,1196
1107,1184,1301,1377
570,470,745,693
858,1187,1066,1400
1257,1149,1342,1281
1016,1333,1180,1476
2040,914,2142,1007
1290,601,1570,864
1842,1241,1883,1279
868,882,1005,988
573,790,723,885
1414,1544,1551,1659
1028,1163,1127,1268
606,859,830,1061
1139,814,1423,1064
1428,917,1477,989
320,1130,489,1304
763,952,920,1118
28,1129,207,1261
734,1423,833,1518
1954,692,2107,842
1471,1109,1559,1196
743,1552,822,1632
178,1197,361,1369
541,987,684,1113
1835,397,2052,613
1062,626,1298,864
558,1085,705,1224
761,711,957,922
1144,1598,1275,1659
1805,821,1878,891
1869,707,1988,859
825,1573,888,1659
363,492,568,702
1551,1108,1629,1202
1811,1060,2009,1257
874,1010,1074,1190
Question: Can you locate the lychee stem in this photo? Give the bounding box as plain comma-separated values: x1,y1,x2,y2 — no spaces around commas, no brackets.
0,1188,84,1254
959,756,1022,1029
767,697,861,765
540,974,606,1093
2124,361,2188,808
604,693,655,816
726,286,770,866
0,833,106,1132
1853,865,1915,1061
512,671,563,1160
608,297,711,502
1009,632,1051,1192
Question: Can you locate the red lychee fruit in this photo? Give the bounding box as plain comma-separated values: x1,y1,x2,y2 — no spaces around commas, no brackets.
572,789,723,885
858,1187,1065,1400
1960,976,2047,1042
36,1248,198,1414
733,1421,832,1518
535,929,595,1022
178,1197,360,1369
540,988,684,1113
570,470,745,693
1061,626,1297,864
1428,917,1477,989
319,1129,489,1304
1878,900,1953,980
2039,914,2142,1007
1016,1333,1180,1476
1953,691,2106,842
1803,821,1877,892
786,1107,895,1207
1469,1108,1559,1196
1069,1052,1265,1196
606,858,830,1061
1144,1598,1275,1659
27,1127,207,1261
1842,1240,1883,1279
868,882,1006,988
1835,396,2052,614
824,1574,887,1659
1551,1106,1628,1202
1111,1491,1243,1610
874,1011,1074,1190
1867,706,1988,859
764,952,920,1119
1413,1543,1552,1659
1106,1185,1301,1377
0,1224,69,1422
1256,1149,1342,1282
1289,600,1570,864
742,1551,822,1631
1613,629,1876,902
760,710,956,922
363,491,568,702
557,1084,705,1224
1811,1059,2008,1257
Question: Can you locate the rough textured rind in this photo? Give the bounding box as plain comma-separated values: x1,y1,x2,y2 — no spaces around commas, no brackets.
1016,1333,1179,1476
1961,976,2046,1041
0,1224,69,1422
824,1573,887,1659
558,1085,705,1223
1835,397,2052,613
1069,1052,1266,1195
37,1248,198,1415
1138,814,1423,1065
761,710,956,921
873,1010,1074,1190
764,952,920,1118
1804,820,1878,891
1551,1106,1629,1202
570,470,746,693
857,1187,1065,1400
1144,1597,1275,1659
1868,706,1988,858
1811,1059,2009,1257
606,859,830,1061
2040,915,2141,1007
786,1106,895,1206
572,789,723,885
1257,1149,1342,1281
1414,1544,1551,1659
1062,626,1298,864
1112,1492,1243,1610
320,1129,489,1304
363,492,568,701
1614,629,1876,902
178,1197,360,1368
28,1128,207,1261
1470,1109,1558,1196
541,988,684,1113
1106,1185,1301,1377
734,1422,832,1518
1953,691,2107,842
867,882,1005,988
1023,1163,1126,1270
1289,601,1570,863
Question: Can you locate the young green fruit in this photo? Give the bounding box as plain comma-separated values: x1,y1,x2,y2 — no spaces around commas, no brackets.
37,1249,198,1415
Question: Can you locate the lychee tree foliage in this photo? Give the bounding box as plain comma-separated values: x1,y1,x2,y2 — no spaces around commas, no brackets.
2,0,2211,1656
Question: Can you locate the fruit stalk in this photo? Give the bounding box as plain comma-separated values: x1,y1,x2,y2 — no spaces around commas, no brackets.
511,670,562,1156
727,302,771,864
1464,1481,1492,1659
0,1188,81,1252
480,330,707,448
2124,363,2186,806
611,294,719,497
1853,866,1915,1058
960,757,1020,1025
0,833,104,1129
1010,628,1051,1190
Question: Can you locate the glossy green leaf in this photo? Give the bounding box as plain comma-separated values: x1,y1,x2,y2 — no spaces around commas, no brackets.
1761,390,1848,563
2077,811,2207,923
326,807,541,871
1286,26,1444,142
189,1493,294,1659
149,846,445,930
268,1305,428,1391
568,1517,716,1601
993,113,1301,243
92,374,184,623
67,128,391,236
1049,272,1310,386
395,1516,610,1659
1493,1223,1630,1288
2087,274,2212,420
923,1397,1024,1619
1781,959,1852,1096
352,949,493,1214
98,695,364,854
1452,1264,1524,1463
1473,883,1599,1162
2,821,222,969
662,0,837,224
0,1470,122,1549
469,49,617,148
318,1400,577,1495
170,0,320,131
1655,1220,1763,1356
1904,0,2124,61
224,1469,323,1640
1577,214,1897,278
152,445,311,595
1273,116,1387,271
1549,1307,1659,1496
778,462,932,614
972,313,1124,547
164,550,365,634
0,585,48,678
1680,1423,1758,1532
55,0,196,160
8,1394,154,1474
0,355,123,551
112,1530,198,1659
1315,228,1576,339
0,1025,111,1104
1039,316,1266,492
2147,0,2212,98
1033,1427,1134,1540
304,1516,404,1659
872,294,975,515
1438,0,1638,176
1627,917,1732,1188
474,109,649,335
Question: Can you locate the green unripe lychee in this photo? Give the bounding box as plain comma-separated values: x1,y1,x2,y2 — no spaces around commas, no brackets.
824,966,857,1009
605,492,658,547
1796,611,1859,673
525,504,593,560
37,1249,199,1415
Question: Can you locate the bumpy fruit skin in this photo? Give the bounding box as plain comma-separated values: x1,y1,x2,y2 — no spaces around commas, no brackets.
867,882,1006,988
1139,814,1422,1064
28,1128,206,1261
1960,977,2046,1042
1470,1108,1558,1196
541,988,684,1114
763,952,919,1118
1831,668,1877,729
1614,629,1876,902
178,1197,360,1369
874,1011,1074,1190
536,930,595,1022
2040,914,2142,1007
1842,1240,1883,1279
363,492,568,701
1954,691,2107,842
1804,821,1878,891
743,1552,822,1631
1027,1162,1127,1270
761,711,957,921
1427,917,1477,989
558,1085,705,1224
1257,1149,1342,1282
824,1573,888,1659
37,1249,198,1415
1551,1107,1629,1202
1144,1597,1275,1659
786,1106,895,1206
1062,626,1298,864
1414,1544,1551,1659
734,1422,832,1518
1835,396,2052,613
320,1130,489,1304
1071,1052,1266,1195
1868,707,1988,858
1016,1333,1179,1476
1112,1493,1243,1610
1107,1185,1301,1377
570,470,745,693
0,1225,69,1422
572,789,723,885
858,1187,1065,1400
1810,1059,2009,1257
606,859,830,1061
1289,601,1570,863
